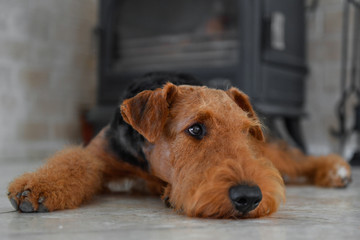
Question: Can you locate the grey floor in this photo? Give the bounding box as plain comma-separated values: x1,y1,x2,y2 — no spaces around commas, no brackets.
1,162,359,240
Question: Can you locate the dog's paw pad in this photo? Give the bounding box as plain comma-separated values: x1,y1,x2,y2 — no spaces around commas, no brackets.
19,200,35,213
37,203,49,212
21,190,30,197
8,189,48,213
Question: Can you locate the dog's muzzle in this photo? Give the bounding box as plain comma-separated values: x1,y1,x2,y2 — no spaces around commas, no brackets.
229,184,262,214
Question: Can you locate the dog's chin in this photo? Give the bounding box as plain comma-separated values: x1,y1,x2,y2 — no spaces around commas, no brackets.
180,192,282,219
169,159,285,219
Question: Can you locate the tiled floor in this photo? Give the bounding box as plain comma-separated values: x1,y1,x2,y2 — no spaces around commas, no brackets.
1,162,359,240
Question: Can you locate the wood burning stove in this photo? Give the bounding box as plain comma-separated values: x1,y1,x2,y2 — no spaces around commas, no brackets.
88,0,308,150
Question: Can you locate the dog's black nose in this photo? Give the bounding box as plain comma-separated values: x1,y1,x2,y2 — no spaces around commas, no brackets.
229,184,262,214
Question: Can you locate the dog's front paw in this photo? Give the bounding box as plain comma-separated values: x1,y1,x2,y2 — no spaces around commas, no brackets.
8,190,48,213
8,173,50,213
313,154,352,188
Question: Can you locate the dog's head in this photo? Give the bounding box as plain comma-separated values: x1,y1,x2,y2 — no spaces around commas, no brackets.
120,83,285,218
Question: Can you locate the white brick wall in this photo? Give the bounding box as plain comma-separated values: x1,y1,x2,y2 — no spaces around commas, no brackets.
0,0,97,162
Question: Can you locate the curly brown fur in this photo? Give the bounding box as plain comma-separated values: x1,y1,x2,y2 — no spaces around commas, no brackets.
7,73,352,217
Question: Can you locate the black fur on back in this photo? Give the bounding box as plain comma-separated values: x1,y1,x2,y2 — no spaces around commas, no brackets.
105,72,203,171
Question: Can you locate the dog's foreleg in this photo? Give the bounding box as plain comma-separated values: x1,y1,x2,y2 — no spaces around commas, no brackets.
298,154,352,187
7,145,105,212
263,142,351,188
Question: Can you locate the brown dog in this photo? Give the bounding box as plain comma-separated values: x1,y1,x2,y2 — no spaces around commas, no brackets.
7,73,352,218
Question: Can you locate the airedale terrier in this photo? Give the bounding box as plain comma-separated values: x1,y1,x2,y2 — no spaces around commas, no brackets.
7,72,352,218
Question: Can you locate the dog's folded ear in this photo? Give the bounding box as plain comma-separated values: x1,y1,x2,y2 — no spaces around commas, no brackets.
226,87,265,141
120,83,178,143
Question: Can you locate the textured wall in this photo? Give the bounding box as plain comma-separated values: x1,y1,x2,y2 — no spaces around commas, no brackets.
304,0,357,158
0,0,355,162
0,0,97,162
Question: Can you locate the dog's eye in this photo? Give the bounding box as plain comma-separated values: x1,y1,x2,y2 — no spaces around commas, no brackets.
187,124,206,140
